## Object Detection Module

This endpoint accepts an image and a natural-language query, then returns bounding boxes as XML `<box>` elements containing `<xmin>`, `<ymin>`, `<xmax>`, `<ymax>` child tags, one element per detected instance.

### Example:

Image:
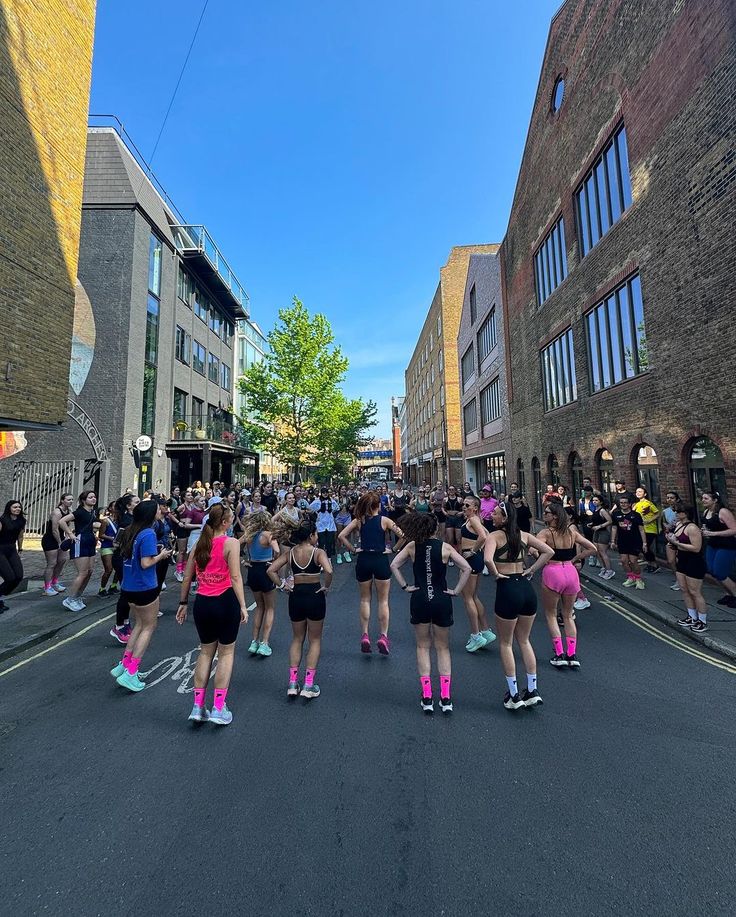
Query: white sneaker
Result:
<box><xmin>588</xmin><ymin>556</ymin><xmax>596</xmax><ymax>567</ymax></box>
<box><xmin>43</xmin><ymin>586</ymin><xmax>57</xmax><ymax>596</ymax></box>
<box><xmin>573</xmin><ymin>598</ymin><xmax>591</xmax><ymax>611</ymax></box>
<box><xmin>161</xmin><ymin>582</ymin><xmax>167</xmax><ymax>590</ymax></box>
<box><xmin>53</xmin><ymin>582</ymin><xmax>66</xmax><ymax>592</ymax></box>
<box><xmin>174</xmin><ymin>571</ymin><xmax>184</xmax><ymax>583</ymax></box>
<box><xmin>62</xmin><ymin>597</ymin><xmax>83</xmax><ymax>612</ymax></box>
<box><xmin>670</xmin><ymin>582</ymin><xmax>681</xmax><ymax>591</ymax></box>
<box><xmin>482</xmin><ymin>567</ymin><xmax>490</xmax><ymax>576</ymax></box>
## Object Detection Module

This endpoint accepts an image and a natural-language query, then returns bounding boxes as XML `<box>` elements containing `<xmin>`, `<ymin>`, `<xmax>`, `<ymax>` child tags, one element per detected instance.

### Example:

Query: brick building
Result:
<box><xmin>403</xmin><ymin>245</ymin><xmax>497</xmax><ymax>487</ymax></box>
<box><xmin>457</xmin><ymin>252</ymin><xmax>511</xmax><ymax>495</ymax></box>
<box><xmin>0</xmin><ymin>0</ymin><xmax>96</xmax><ymax>441</ymax></box>
<box><xmin>500</xmin><ymin>0</ymin><xmax>736</xmax><ymax>518</ymax></box>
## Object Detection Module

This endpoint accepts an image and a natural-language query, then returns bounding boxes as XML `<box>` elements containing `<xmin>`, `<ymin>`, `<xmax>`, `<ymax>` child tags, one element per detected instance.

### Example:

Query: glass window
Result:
<box><xmin>587</xmin><ymin>273</ymin><xmax>647</xmax><ymax>393</ymax></box>
<box><xmin>463</xmin><ymin>399</ymin><xmax>478</xmax><ymax>438</ymax></box>
<box><xmin>177</xmin><ymin>265</ymin><xmax>193</xmax><ymax>305</ymax></box>
<box><xmin>141</xmin><ymin>364</ymin><xmax>156</xmax><ymax>436</ymax></box>
<box><xmin>576</xmin><ymin>123</ymin><xmax>632</xmax><ymax>257</ymax></box>
<box><xmin>208</xmin><ymin>353</ymin><xmax>220</xmax><ymax>384</ymax></box>
<box><xmin>470</xmin><ymin>285</ymin><xmax>477</xmax><ymax>325</ymax></box>
<box><xmin>534</xmin><ymin>217</ymin><xmax>568</xmax><ymax>305</ymax></box>
<box><xmin>148</xmin><ymin>234</ymin><xmax>162</xmax><ymax>297</ymax></box>
<box><xmin>193</xmin><ymin>341</ymin><xmax>206</xmax><ymax>376</ymax></box>
<box><xmin>552</xmin><ymin>77</ymin><xmax>565</xmax><ymax>112</ymax></box>
<box><xmin>477</xmin><ymin>308</ymin><xmax>497</xmax><ymax>363</ymax></box>
<box><xmin>173</xmin><ymin>388</ymin><xmax>187</xmax><ymax>421</ymax></box>
<box><xmin>145</xmin><ymin>293</ymin><xmax>159</xmax><ymax>365</ymax></box>
<box><xmin>221</xmin><ymin>363</ymin><xmax>231</xmax><ymax>391</ymax></box>
<box><xmin>175</xmin><ymin>326</ymin><xmax>191</xmax><ymax>365</ymax></box>
<box><xmin>209</xmin><ymin>305</ymin><xmax>222</xmax><ymax>336</ymax></box>
<box><xmin>480</xmin><ymin>378</ymin><xmax>501</xmax><ymax>426</ymax></box>
<box><xmin>192</xmin><ymin>397</ymin><xmax>204</xmax><ymax>426</ymax></box>
<box><xmin>194</xmin><ymin>287</ymin><xmax>208</xmax><ymax>323</ymax></box>
<box><xmin>461</xmin><ymin>345</ymin><xmax>475</xmax><ymax>391</ymax></box>
<box><xmin>540</xmin><ymin>328</ymin><xmax>577</xmax><ymax>411</ymax></box>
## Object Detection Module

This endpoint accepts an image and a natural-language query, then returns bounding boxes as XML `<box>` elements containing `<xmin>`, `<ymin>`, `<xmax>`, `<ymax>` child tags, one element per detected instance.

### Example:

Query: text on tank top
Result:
<box><xmin>411</xmin><ymin>539</ymin><xmax>447</xmax><ymax>600</ymax></box>
<box><xmin>196</xmin><ymin>535</ymin><xmax>232</xmax><ymax>596</ymax></box>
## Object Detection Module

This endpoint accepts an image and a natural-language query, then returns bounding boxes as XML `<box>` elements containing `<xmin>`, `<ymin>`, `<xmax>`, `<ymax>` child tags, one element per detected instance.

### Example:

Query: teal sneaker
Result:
<box><xmin>300</xmin><ymin>684</ymin><xmax>320</xmax><ymax>699</ymax></box>
<box><xmin>336</xmin><ymin>553</ymin><xmax>343</xmax><ymax>565</ymax></box>
<box><xmin>110</xmin><ymin>661</ymin><xmax>125</xmax><ymax>678</ymax></box>
<box><xmin>465</xmin><ymin>633</ymin><xmax>487</xmax><ymax>653</ymax></box>
<box><xmin>210</xmin><ymin>705</ymin><xmax>233</xmax><ymax>725</ymax></box>
<box><xmin>248</xmin><ymin>639</ymin><xmax>260</xmax><ymax>655</ymax></box>
<box><xmin>287</xmin><ymin>681</ymin><xmax>300</xmax><ymax>698</ymax></box>
<box><xmin>256</xmin><ymin>642</ymin><xmax>272</xmax><ymax>658</ymax></box>
<box><xmin>188</xmin><ymin>704</ymin><xmax>210</xmax><ymax>722</ymax></box>
<box><xmin>116</xmin><ymin>670</ymin><xmax>145</xmax><ymax>692</ymax></box>
<box><xmin>343</xmin><ymin>552</ymin><xmax>352</xmax><ymax>563</ymax></box>
<box><xmin>481</xmin><ymin>629</ymin><xmax>497</xmax><ymax>647</ymax></box>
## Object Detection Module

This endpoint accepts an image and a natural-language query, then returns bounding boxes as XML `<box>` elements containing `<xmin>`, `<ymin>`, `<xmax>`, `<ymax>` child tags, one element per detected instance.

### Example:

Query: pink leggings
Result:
<box><xmin>542</xmin><ymin>561</ymin><xmax>580</xmax><ymax>596</ymax></box>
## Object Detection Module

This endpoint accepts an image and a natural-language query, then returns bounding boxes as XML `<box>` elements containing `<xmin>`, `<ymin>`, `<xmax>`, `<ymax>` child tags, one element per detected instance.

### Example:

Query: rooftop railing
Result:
<box><xmin>171</xmin><ymin>224</ymin><xmax>249</xmax><ymax>311</ymax></box>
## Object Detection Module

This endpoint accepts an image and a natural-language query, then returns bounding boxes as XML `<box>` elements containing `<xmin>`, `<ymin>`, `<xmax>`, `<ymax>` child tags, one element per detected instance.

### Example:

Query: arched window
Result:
<box><xmin>547</xmin><ymin>454</ymin><xmax>560</xmax><ymax>487</ymax></box>
<box><xmin>516</xmin><ymin>458</ymin><xmax>526</xmax><ymax>497</ymax></box>
<box><xmin>688</xmin><ymin>437</ymin><xmax>727</xmax><ymax>506</ymax></box>
<box><xmin>552</xmin><ymin>76</ymin><xmax>565</xmax><ymax>113</ymax></box>
<box><xmin>569</xmin><ymin>452</ymin><xmax>583</xmax><ymax>500</ymax></box>
<box><xmin>635</xmin><ymin>444</ymin><xmax>660</xmax><ymax>505</ymax></box>
<box><xmin>597</xmin><ymin>449</ymin><xmax>615</xmax><ymax>500</ymax></box>
<box><xmin>531</xmin><ymin>457</ymin><xmax>542</xmax><ymax>518</ymax></box>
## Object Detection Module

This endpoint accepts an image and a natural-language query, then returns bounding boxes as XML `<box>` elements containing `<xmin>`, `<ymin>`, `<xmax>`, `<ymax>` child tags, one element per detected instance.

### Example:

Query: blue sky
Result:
<box><xmin>90</xmin><ymin>0</ymin><xmax>562</xmax><ymax>436</ymax></box>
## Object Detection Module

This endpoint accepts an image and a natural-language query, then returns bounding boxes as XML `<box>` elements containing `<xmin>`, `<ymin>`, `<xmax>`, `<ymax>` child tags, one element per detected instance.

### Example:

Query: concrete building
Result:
<box><xmin>403</xmin><ymin>245</ymin><xmax>497</xmax><ymax>487</ymax></box>
<box><xmin>500</xmin><ymin>0</ymin><xmax>736</xmax><ymax>518</ymax></box>
<box><xmin>457</xmin><ymin>252</ymin><xmax>511</xmax><ymax>495</ymax></box>
<box><xmin>2</xmin><ymin>122</ymin><xmax>256</xmax><ymax>530</ymax></box>
<box><xmin>390</xmin><ymin>396</ymin><xmax>403</xmax><ymax>478</ymax></box>
<box><xmin>0</xmin><ymin>0</ymin><xmax>96</xmax><ymax>441</ymax></box>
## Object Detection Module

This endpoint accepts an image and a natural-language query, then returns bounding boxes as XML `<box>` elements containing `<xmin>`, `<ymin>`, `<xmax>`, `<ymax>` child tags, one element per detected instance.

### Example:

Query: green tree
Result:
<box><xmin>313</xmin><ymin>393</ymin><xmax>378</xmax><ymax>480</ymax></box>
<box><xmin>237</xmin><ymin>298</ymin><xmax>375</xmax><ymax>477</ymax></box>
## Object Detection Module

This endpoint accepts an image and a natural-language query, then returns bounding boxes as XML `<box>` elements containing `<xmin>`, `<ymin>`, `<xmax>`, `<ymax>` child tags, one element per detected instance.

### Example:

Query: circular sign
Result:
<box><xmin>135</xmin><ymin>435</ymin><xmax>153</xmax><ymax>452</ymax></box>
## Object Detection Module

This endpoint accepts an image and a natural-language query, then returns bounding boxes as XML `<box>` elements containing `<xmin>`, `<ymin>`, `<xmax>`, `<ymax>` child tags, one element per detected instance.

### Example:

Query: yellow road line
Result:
<box><xmin>0</xmin><ymin>613</ymin><xmax>114</xmax><ymax>679</ymax></box>
<box><xmin>586</xmin><ymin>586</ymin><xmax>736</xmax><ymax>674</ymax></box>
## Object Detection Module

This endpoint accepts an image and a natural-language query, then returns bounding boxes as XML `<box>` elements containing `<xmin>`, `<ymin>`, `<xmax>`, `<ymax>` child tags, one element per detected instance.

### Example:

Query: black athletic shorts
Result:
<box><xmin>356</xmin><ymin>551</ymin><xmax>391</xmax><ymax>582</ymax></box>
<box><xmin>463</xmin><ymin>550</ymin><xmax>485</xmax><ymax>575</ymax></box>
<box><xmin>445</xmin><ymin>516</ymin><xmax>461</xmax><ymax>529</ymax></box>
<box><xmin>288</xmin><ymin>583</ymin><xmax>326</xmax><ymax>622</ymax></box>
<box><xmin>617</xmin><ymin>536</ymin><xmax>643</xmax><ymax>556</ymax></box>
<box><xmin>410</xmin><ymin>592</ymin><xmax>453</xmax><ymax>627</ymax></box>
<box><xmin>121</xmin><ymin>585</ymin><xmax>161</xmax><ymax>607</ymax></box>
<box><xmin>41</xmin><ymin>533</ymin><xmax>60</xmax><ymax>552</ymax></box>
<box><xmin>494</xmin><ymin>574</ymin><xmax>537</xmax><ymax>620</ymax></box>
<box><xmin>247</xmin><ymin>561</ymin><xmax>275</xmax><ymax>593</ymax></box>
<box><xmin>193</xmin><ymin>587</ymin><xmax>241</xmax><ymax>645</ymax></box>
<box><xmin>433</xmin><ymin>511</ymin><xmax>447</xmax><ymax>523</ymax></box>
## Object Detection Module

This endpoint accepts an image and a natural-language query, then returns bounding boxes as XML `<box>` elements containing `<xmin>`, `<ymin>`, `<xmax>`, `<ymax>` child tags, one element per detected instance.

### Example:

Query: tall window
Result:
<box><xmin>480</xmin><ymin>378</ymin><xmax>501</xmax><ymax>426</ymax></box>
<box><xmin>477</xmin><ymin>308</ymin><xmax>497</xmax><ymax>363</ymax></box>
<box><xmin>192</xmin><ymin>340</ymin><xmax>206</xmax><ymax>376</ymax></box>
<box><xmin>177</xmin><ymin>265</ymin><xmax>192</xmax><ymax>306</ymax></box>
<box><xmin>173</xmin><ymin>388</ymin><xmax>187</xmax><ymax>422</ymax></box>
<box><xmin>463</xmin><ymin>399</ymin><xmax>478</xmax><ymax>438</ymax></box>
<box><xmin>469</xmin><ymin>284</ymin><xmax>477</xmax><ymax>324</ymax></box>
<box><xmin>221</xmin><ymin>363</ymin><xmax>231</xmax><ymax>391</ymax></box>
<box><xmin>576</xmin><ymin>123</ymin><xmax>633</xmax><ymax>257</ymax></box>
<box><xmin>192</xmin><ymin>397</ymin><xmax>204</xmax><ymax>427</ymax></box>
<box><xmin>142</xmin><ymin>233</ymin><xmax>162</xmax><ymax>436</ymax></box>
<box><xmin>148</xmin><ymin>234</ymin><xmax>162</xmax><ymax>297</ymax></box>
<box><xmin>209</xmin><ymin>304</ymin><xmax>222</xmax><ymax>336</ymax></box>
<box><xmin>194</xmin><ymin>287</ymin><xmax>208</xmax><ymax>323</ymax></box>
<box><xmin>208</xmin><ymin>353</ymin><xmax>220</xmax><ymax>384</ymax></box>
<box><xmin>175</xmin><ymin>326</ymin><xmax>191</xmax><ymax>365</ymax></box>
<box><xmin>541</xmin><ymin>328</ymin><xmax>577</xmax><ymax>411</ymax></box>
<box><xmin>586</xmin><ymin>273</ymin><xmax>647</xmax><ymax>394</ymax></box>
<box><xmin>534</xmin><ymin>217</ymin><xmax>568</xmax><ymax>305</ymax></box>
<box><xmin>461</xmin><ymin>345</ymin><xmax>475</xmax><ymax>391</ymax></box>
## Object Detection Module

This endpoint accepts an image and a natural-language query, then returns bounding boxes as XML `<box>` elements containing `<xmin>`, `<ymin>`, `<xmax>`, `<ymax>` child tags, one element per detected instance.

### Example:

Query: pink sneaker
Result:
<box><xmin>110</xmin><ymin>625</ymin><xmax>130</xmax><ymax>645</ymax></box>
<box><xmin>377</xmin><ymin>634</ymin><xmax>390</xmax><ymax>655</ymax></box>
<box><xmin>361</xmin><ymin>633</ymin><xmax>372</xmax><ymax>654</ymax></box>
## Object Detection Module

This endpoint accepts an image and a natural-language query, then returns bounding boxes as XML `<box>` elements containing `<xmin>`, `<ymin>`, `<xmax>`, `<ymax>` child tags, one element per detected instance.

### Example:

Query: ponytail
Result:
<box><xmin>193</xmin><ymin>504</ymin><xmax>232</xmax><ymax>570</ymax></box>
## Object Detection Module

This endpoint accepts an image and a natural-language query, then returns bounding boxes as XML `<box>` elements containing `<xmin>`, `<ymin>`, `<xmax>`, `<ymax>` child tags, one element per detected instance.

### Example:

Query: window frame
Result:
<box><xmin>540</xmin><ymin>327</ymin><xmax>577</xmax><ymax>412</ymax></box>
<box><xmin>461</xmin><ymin>345</ymin><xmax>475</xmax><ymax>392</ymax></box>
<box><xmin>208</xmin><ymin>352</ymin><xmax>220</xmax><ymax>384</ymax></box>
<box><xmin>477</xmin><ymin>307</ymin><xmax>498</xmax><ymax>364</ymax></box>
<box><xmin>192</xmin><ymin>340</ymin><xmax>206</xmax><ymax>376</ymax></box>
<box><xmin>480</xmin><ymin>377</ymin><xmax>501</xmax><ymax>426</ymax></box>
<box><xmin>585</xmin><ymin>273</ymin><xmax>647</xmax><ymax>395</ymax></box>
<box><xmin>463</xmin><ymin>398</ymin><xmax>478</xmax><ymax>437</ymax></box>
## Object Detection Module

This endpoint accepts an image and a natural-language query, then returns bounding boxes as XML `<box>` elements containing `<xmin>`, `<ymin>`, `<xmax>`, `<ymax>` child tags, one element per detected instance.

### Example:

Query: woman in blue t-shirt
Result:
<box><xmin>110</xmin><ymin>500</ymin><xmax>172</xmax><ymax>693</ymax></box>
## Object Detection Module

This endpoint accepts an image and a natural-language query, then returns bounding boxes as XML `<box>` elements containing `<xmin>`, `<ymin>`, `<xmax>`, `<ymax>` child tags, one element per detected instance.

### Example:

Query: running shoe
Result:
<box><xmin>377</xmin><ymin>634</ymin><xmax>390</xmax><ymax>655</ymax></box>
<box><xmin>550</xmin><ymin>653</ymin><xmax>569</xmax><ymax>668</ymax></box>
<box><xmin>188</xmin><ymin>704</ymin><xmax>210</xmax><ymax>722</ymax></box>
<box><xmin>52</xmin><ymin>582</ymin><xmax>66</xmax><ymax>592</ymax></box>
<box><xmin>110</xmin><ymin>625</ymin><xmax>129</xmax><ymax>645</ymax></box>
<box><xmin>503</xmin><ymin>691</ymin><xmax>525</xmax><ymax>710</ymax></box>
<box><xmin>480</xmin><ymin>629</ymin><xmax>497</xmax><ymax>646</ymax></box>
<box><xmin>210</xmin><ymin>705</ymin><xmax>233</xmax><ymax>725</ymax></box>
<box><xmin>521</xmin><ymin>688</ymin><xmax>543</xmax><ymax>707</ymax></box>
<box><xmin>287</xmin><ymin>681</ymin><xmax>300</xmax><ymax>698</ymax></box>
<box><xmin>43</xmin><ymin>586</ymin><xmax>57</xmax><ymax>596</ymax></box>
<box><xmin>174</xmin><ymin>571</ymin><xmax>184</xmax><ymax>583</ymax></box>
<box><xmin>566</xmin><ymin>654</ymin><xmax>581</xmax><ymax>669</ymax></box>
<box><xmin>361</xmin><ymin>634</ymin><xmax>372</xmax><ymax>654</ymax></box>
<box><xmin>448</xmin><ymin>560</ymin><xmax>455</xmax><ymax>567</ymax></box>
<box><xmin>420</xmin><ymin>696</ymin><xmax>434</xmax><ymax>714</ymax></box>
<box><xmin>343</xmin><ymin>552</ymin><xmax>352</xmax><ymax>563</ymax></box>
<box><xmin>110</xmin><ymin>661</ymin><xmax>125</xmax><ymax>678</ymax></box>
<box><xmin>439</xmin><ymin>696</ymin><xmax>453</xmax><ymax>714</ymax></box>
<box><xmin>573</xmin><ymin>597</ymin><xmax>591</xmax><ymax>611</ymax></box>
<box><xmin>108</xmin><ymin>584</ymin><xmax>119</xmax><ymax>594</ymax></box>
<box><xmin>482</xmin><ymin>567</ymin><xmax>490</xmax><ymax>576</ymax></box>
<box><xmin>597</xmin><ymin>568</ymin><xmax>607</xmax><ymax>577</ymax></box>
<box><xmin>717</xmin><ymin>595</ymin><xmax>736</xmax><ymax>606</ymax></box>
<box><xmin>634</xmin><ymin>579</ymin><xmax>645</xmax><ymax>590</ymax></box>
<box><xmin>690</xmin><ymin>620</ymin><xmax>708</xmax><ymax>633</ymax></box>
<box><xmin>161</xmin><ymin>582</ymin><xmax>167</xmax><ymax>591</ymax></box>
<box><xmin>637</xmin><ymin>558</ymin><xmax>647</xmax><ymax>565</ymax></box>
<box><xmin>98</xmin><ymin>587</ymin><xmax>108</xmax><ymax>597</ymax></box>
<box><xmin>465</xmin><ymin>633</ymin><xmax>486</xmax><ymax>653</ymax></box>
<box><xmin>556</xmin><ymin>612</ymin><xmax>565</xmax><ymax>627</ymax></box>
<box><xmin>677</xmin><ymin>616</ymin><xmax>696</xmax><ymax>627</ymax></box>
<box><xmin>336</xmin><ymin>554</ymin><xmax>343</xmax><ymax>565</ymax></box>
<box><xmin>300</xmin><ymin>684</ymin><xmax>321</xmax><ymax>699</ymax></box>
<box><xmin>62</xmin><ymin>597</ymin><xmax>83</xmax><ymax>612</ymax></box>
<box><xmin>248</xmin><ymin>639</ymin><xmax>260</xmax><ymax>655</ymax></box>
<box><xmin>588</xmin><ymin>556</ymin><xmax>597</xmax><ymax>567</ymax></box>
<box><xmin>670</xmin><ymin>582</ymin><xmax>681</xmax><ymax>591</ymax></box>
<box><xmin>116</xmin><ymin>670</ymin><xmax>145</xmax><ymax>692</ymax></box>
<box><xmin>622</xmin><ymin>577</ymin><xmax>635</xmax><ymax>587</ymax></box>
<box><xmin>256</xmin><ymin>642</ymin><xmax>272</xmax><ymax>657</ymax></box>
<box><xmin>603</xmin><ymin>569</ymin><xmax>616</xmax><ymax>580</ymax></box>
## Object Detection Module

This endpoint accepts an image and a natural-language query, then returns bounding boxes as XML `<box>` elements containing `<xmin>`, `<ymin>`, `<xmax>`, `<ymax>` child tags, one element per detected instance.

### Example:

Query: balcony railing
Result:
<box><xmin>171</xmin><ymin>224</ymin><xmax>250</xmax><ymax>312</ymax></box>
<box><xmin>170</xmin><ymin>414</ymin><xmax>238</xmax><ymax>446</ymax></box>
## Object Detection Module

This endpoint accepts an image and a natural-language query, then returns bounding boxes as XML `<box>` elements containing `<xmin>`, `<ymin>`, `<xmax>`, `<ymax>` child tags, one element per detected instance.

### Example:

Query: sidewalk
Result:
<box><xmin>579</xmin><ymin>557</ymin><xmax>736</xmax><ymax>661</ymax></box>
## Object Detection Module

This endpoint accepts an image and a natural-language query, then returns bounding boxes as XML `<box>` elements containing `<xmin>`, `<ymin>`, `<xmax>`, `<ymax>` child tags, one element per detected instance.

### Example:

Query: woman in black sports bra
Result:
<box><xmin>268</xmin><ymin>520</ymin><xmax>333</xmax><ymax>700</ymax></box>
<box><xmin>459</xmin><ymin>496</ymin><xmax>495</xmax><ymax>653</ymax></box>
<box><xmin>443</xmin><ymin>486</ymin><xmax>463</xmax><ymax>551</ymax></box>
<box><xmin>484</xmin><ymin>502</ymin><xmax>554</xmax><ymax>710</ymax></box>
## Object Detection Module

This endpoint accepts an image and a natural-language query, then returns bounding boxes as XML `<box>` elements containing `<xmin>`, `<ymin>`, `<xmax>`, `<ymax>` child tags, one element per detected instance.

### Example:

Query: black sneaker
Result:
<box><xmin>420</xmin><ymin>696</ymin><xmax>434</xmax><ymax>715</ymax></box>
<box><xmin>550</xmin><ymin>653</ymin><xmax>569</xmax><ymax>668</ymax></box>
<box><xmin>690</xmin><ymin>620</ymin><xmax>708</xmax><ymax>633</ymax></box>
<box><xmin>503</xmin><ymin>691</ymin><xmax>525</xmax><ymax>710</ymax></box>
<box><xmin>439</xmin><ymin>696</ymin><xmax>453</xmax><ymax>714</ymax></box>
<box><xmin>566</xmin><ymin>654</ymin><xmax>581</xmax><ymax>669</ymax></box>
<box><xmin>556</xmin><ymin>613</ymin><xmax>564</xmax><ymax>627</ymax></box>
<box><xmin>717</xmin><ymin>595</ymin><xmax>736</xmax><ymax>607</ymax></box>
<box><xmin>521</xmin><ymin>688</ymin><xmax>543</xmax><ymax>707</ymax></box>
<box><xmin>677</xmin><ymin>616</ymin><xmax>696</xmax><ymax>627</ymax></box>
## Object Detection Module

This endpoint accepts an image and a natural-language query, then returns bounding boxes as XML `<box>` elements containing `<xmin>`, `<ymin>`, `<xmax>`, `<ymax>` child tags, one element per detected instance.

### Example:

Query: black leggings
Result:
<box><xmin>317</xmin><ymin>530</ymin><xmax>336</xmax><ymax>558</ymax></box>
<box><xmin>0</xmin><ymin>546</ymin><xmax>23</xmax><ymax>597</ymax></box>
<box><xmin>644</xmin><ymin>532</ymin><xmax>657</xmax><ymax>564</ymax></box>
<box><xmin>113</xmin><ymin>552</ymin><xmax>129</xmax><ymax>627</ymax></box>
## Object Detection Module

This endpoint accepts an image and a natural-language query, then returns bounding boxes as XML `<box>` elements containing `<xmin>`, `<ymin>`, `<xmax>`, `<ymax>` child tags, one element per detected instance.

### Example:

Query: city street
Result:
<box><xmin>2</xmin><ymin>563</ymin><xmax>735</xmax><ymax>917</ymax></box>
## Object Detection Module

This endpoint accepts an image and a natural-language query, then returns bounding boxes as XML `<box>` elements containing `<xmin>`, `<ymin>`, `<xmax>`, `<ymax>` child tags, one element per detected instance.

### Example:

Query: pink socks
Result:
<box><xmin>552</xmin><ymin>636</ymin><xmax>564</xmax><ymax>656</ymax></box>
<box><xmin>193</xmin><ymin>688</ymin><xmax>206</xmax><ymax>707</ymax></box>
<box><xmin>213</xmin><ymin>689</ymin><xmax>227</xmax><ymax>711</ymax></box>
<box><xmin>305</xmin><ymin>668</ymin><xmax>316</xmax><ymax>688</ymax></box>
<box><xmin>126</xmin><ymin>655</ymin><xmax>141</xmax><ymax>674</ymax></box>
<box><xmin>289</xmin><ymin>667</ymin><xmax>299</xmax><ymax>683</ymax></box>
<box><xmin>419</xmin><ymin>675</ymin><xmax>432</xmax><ymax>699</ymax></box>
<box><xmin>440</xmin><ymin>675</ymin><xmax>451</xmax><ymax>700</ymax></box>
<box><xmin>566</xmin><ymin>636</ymin><xmax>577</xmax><ymax>656</ymax></box>
<box><xmin>176</xmin><ymin>562</ymin><xmax>184</xmax><ymax>574</ymax></box>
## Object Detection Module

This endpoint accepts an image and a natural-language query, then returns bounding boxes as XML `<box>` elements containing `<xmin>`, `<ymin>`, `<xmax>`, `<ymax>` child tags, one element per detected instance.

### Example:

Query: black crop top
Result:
<box><xmin>460</xmin><ymin>521</ymin><xmax>478</xmax><ymax>541</ymax></box>
<box><xmin>493</xmin><ymin>536</ymin><xmax>523</xmax><ymax>563</ymax></box>
<box><xmin>550</xmin><ymin>531</ymin><xmax>577</xmax><ymax>561</ymax></box>
<box><xmin>290</xmin><ymin>547</ymin><xmax>321</xmax><ymax>575</ymax></box>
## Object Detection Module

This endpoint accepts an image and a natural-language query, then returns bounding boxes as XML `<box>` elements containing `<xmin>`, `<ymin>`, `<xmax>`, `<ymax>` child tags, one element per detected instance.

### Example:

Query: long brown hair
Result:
<box><xmin>355</xmin><ymin>491</ymin><xmax>380</xmax><ymax>521</ymax></box>
<box><xmin>240</xmin><ymin>509</ymin><xmax>272</xmax><ymax>542</ymax></box>
<box><xmin>397</xmin><ymin>512</ymin><xmax>437</xmax><ymax>545</ymax></box>
<box><xmin>193</xmin><ymin>504</ymin><xmax>232</xmax><ymax>570</ymax></box>
<box><xmin>544</xmin><ymin>501</ymin><xmax>571</xmax><ymax>536</ymax></box>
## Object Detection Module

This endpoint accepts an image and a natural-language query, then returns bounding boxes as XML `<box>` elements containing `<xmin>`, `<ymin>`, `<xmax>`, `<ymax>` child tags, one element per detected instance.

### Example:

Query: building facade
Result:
<box><xmin>457</xmin><ymin>253</ymin><xmax>511</xmax><ymax>495</ymax></box>
<box><xmin>404</xmin><ymin>245</ymin><xmax>498</xmax><ymax>487</ymax></box>
<box><xmin>391</xmin><ymin>396</ymin><xmax>403</xmax><ymax>477</ymax></box>
<box><xmin>501</xmin><ymin>0</ymin><xmax>736</xmax><ymax>519</ymax></box>
<box><xmin>0</xmin><ymin>0</ymin><xmax>96</xmax><ymax>440</ymax></box>
<box><xmin>1</xmin><ymin>123</ymin><xmax>255</xmax><ymax>529</ymax></box>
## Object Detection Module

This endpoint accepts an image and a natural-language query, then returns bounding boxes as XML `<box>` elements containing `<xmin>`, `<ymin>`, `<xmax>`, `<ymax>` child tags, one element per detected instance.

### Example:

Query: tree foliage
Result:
<box><xmin>237</xmin><ymin>298</ymin><xmax>377</xmax><ymax>475</ymax></box>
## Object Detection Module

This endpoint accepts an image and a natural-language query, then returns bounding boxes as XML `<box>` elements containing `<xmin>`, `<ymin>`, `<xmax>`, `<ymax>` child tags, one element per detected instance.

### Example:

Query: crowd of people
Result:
<box><xmin>1</xmin><ymin>474</ymin><xmax>735</xmax><ymax>720</ymax></box>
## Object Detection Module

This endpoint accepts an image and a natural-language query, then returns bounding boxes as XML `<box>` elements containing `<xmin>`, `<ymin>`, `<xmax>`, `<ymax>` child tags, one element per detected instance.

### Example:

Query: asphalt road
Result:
<box><xmin>1</xmin><ymin>562</ymin><xmax>735</xmax><ymax>917</ymax></box>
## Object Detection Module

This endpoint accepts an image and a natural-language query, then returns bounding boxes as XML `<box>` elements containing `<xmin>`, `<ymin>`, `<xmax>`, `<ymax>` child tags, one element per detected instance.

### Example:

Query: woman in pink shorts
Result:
<box><xmin>537</xmin><ymin>502</ymin><xmax>596</xmax><ymax>669</ymax></box>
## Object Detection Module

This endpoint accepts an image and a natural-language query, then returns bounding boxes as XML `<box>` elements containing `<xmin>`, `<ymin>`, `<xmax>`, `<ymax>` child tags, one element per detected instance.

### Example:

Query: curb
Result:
<box><xmin>579</xmin><ymin>568</ymin><xmax>736</xmax><ymax>663</ymax></box>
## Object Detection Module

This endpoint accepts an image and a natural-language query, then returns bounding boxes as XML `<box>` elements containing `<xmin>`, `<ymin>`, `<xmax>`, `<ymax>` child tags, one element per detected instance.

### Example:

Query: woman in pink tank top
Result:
<box><xmin>176</xmin><ymin>504</ymin><xmax>249</xmax><ymax>726</ymax></box>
